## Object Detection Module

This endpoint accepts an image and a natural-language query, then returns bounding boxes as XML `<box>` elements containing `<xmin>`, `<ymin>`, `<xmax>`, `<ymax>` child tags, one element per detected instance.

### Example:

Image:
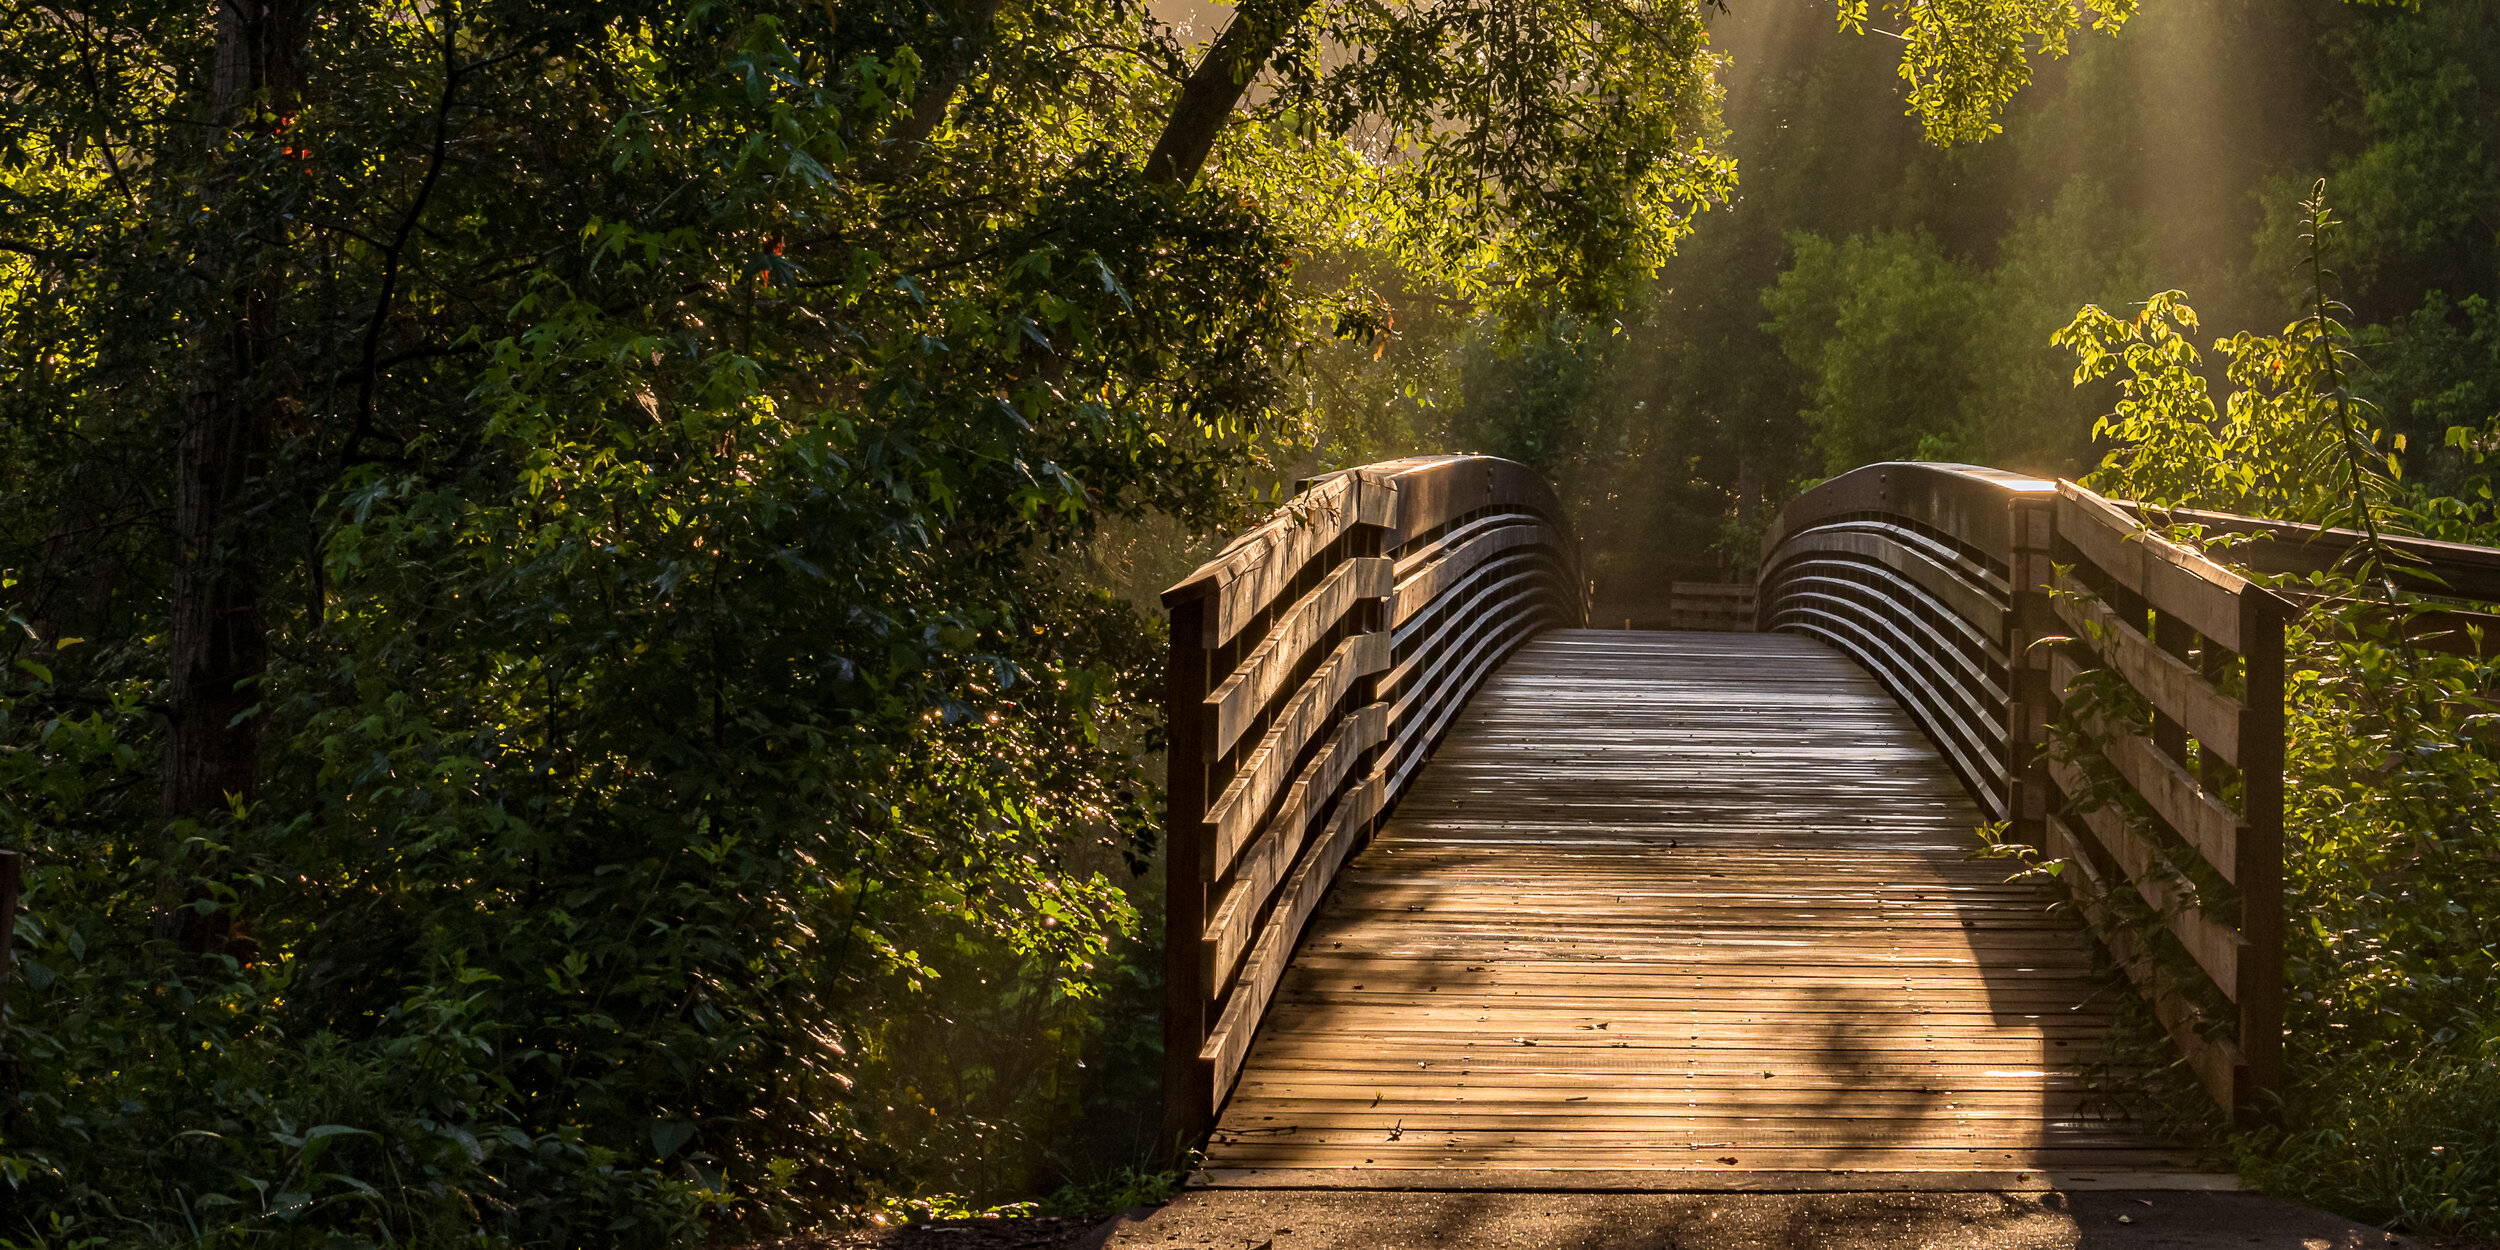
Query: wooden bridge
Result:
<box><xmin>1157</xmin><ymin>456</ymin><xmax>2500</xmax><ymax>1189</ymax></box>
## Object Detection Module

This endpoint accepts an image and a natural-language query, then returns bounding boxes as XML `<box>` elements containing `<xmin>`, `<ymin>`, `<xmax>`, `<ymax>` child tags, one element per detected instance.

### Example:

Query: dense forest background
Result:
<box><xmin>1306</xmin><ymin>0</ymin><xmax>2500</xmax><ymax>609</ymax></box>
<box><xmin>1</xmin><ymin>0</ymin><xmax>2497</xmax><ymax>1244</ymax></box>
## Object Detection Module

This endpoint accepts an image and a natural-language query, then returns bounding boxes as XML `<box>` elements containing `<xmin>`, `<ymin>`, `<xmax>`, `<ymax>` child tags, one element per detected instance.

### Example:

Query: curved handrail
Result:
<box><xmin>1758</xmin><ymin>463</ymin><xmax>2289</xmax><ymax>1125</ymax></box>
<box><xmin>1756</xmin><ymin>463</ymin><xmax>2055</xmax><ymax>813</ymax></box>
<box><xmin>1159</xmin><ymin>455</ymin><xmax>1584</xmax><ymax>1143</ymax></box>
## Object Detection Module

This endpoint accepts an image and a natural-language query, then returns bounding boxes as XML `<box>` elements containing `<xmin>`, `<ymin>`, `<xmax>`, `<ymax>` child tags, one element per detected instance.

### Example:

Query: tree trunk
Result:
<box><xmin>155</xmin><ymin>0</ymin><xmax>305</xmax><ymax>952</ymax></box>
<box><xmin>885</xmin><ymin>0</ymin><xmax>1005</xmax><ymax>157</ymax></box>
<box><xmin>1142</xmin><ymin>0</ymin><xmax>1318</xmax><ymax>187</ymax></box>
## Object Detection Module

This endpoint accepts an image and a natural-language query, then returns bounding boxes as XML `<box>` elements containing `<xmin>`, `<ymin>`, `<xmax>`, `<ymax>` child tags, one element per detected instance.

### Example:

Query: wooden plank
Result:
<box><xmin>2051</xmin><ymin>571</ymin><xmax>2243</xmax><ymax>765</ymax></box>
<box><xmin>1379</xmin><ymin>456</ymin><xmax>1569</xmax><ymax>550</ymax></box>
<box><xmin>1760</xmin><ymin>462</ymin><xmax>2053</xmax><ymax>573</ymax></box>
<box><xmin>2054</xmin><ymin>483</ymin><xmax>2250</xmax><ymax>650</ymax></box>
<box><xmin>1392</xmin><ymin>520</ymin><xmax>1553</xmax><ymax>628</ymax></box>
<box><xmin>2044</xmin><ymin>815</ymin><xmax>2239</xmax><ymax>1112</ymax></box>
<box><xmin>1201</xmin><ymin>1144</ymin><xmax>2213</xmax><ymax>1169</ymax></box>
<box><xmin>1382</xmin><ymin>569</ymin><xmax>1563</xmax><ymax>737</ymax></box>
<box><xmin>1194</xmin><ymin>1168</ymin><xmax>2241</xmax><ymax>1191</ymax></box>
<box><xmin>1205</xmin><ymin>632</ymin><xmax>2190</xmax><ymax>1178</ymax></box>
<box><xmin>1203</xmin><ymin>776</ymin><xmax>1386</xmax><ymax>1105</ymax></box>
<box><xmin>1384</xmin><ymin>600</ymin><xmax>1560</xmax><ymax>797</ymax></box>
<box><xmin>1775</xmin><ymin>610</ymin><xmax>2008</xmax><ymax>811</ymax></box>
<box><xmin>2044</xmin><ymin>753</ymin><xmax>2242</xmax><ymax>996</ymax></box>
<box><xmin>1166</xmin><ymin>470</ymin><xmax>1395</xmax><ymax>646</ymax></box>
<box><xmin>2050</xmin><ymin>649</ymin><xmax>2240</xmax><ymax>884</ymax></box>
<box><xmin>1204</xmin><ymin>632</ymin><xmax>1390</xmax><ymax>871</ymax></box>
<box><xmin>1203</xmin><ymin>703</ymin><xmax>1389</xmax><ymax>989</ymax></box>
<box><xmin>1762</xmin><ymin>527</ymin><xmax>2002</xmax><ymax>631</ymax></box>
<box><xmin>1208</xmin><ymin>557</ymin><xmax>1392</xmax><ymax>757</ymax></box>
<box><xmin>2138</xmin><ymin>501</ymin><xmax>2500</xmax><ymax>603</ymax></box>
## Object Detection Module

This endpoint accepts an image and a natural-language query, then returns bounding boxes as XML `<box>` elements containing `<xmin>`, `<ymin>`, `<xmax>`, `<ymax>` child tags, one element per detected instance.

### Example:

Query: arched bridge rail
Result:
<box><xmin>1159</xmin><ymin>455</ymin><xmax>1584</xmax><ymax>1144</ymax></box>
<box><xmin>1759</xmin><ymin>463</ymin><xmax>2291</xmax><ymax>1123</ymax></box>
<box><xmin>1759</xmin><ymin>463</ymin><xmax>2500</xmax><ymax>1126</ymax></box>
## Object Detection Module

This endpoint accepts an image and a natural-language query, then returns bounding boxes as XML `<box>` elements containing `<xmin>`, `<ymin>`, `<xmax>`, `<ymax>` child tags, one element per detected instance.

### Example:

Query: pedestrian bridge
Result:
<box><xmin>1156</xmin><ymin>456</ymin><xmax>2500</xmax><ymax>1188</ymax></box>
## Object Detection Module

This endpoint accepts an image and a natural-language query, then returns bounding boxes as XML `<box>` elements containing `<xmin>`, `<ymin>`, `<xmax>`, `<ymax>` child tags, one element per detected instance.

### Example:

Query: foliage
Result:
<box><xmin>0</xmin><ymin>0</ymin><xmax>2223</xmax><ymax>1243</ymax></box>
<box><xmin>1764</xmin><ymin>182</ymin><xmax>2151</xmax><ymax>476</ymax></box>
<box><xmin>2051</xmin><ymin>190</ymin><xmax>2500</xmax><ymax>1233</ymax></box>
<box><xmin>0</xmin><ymin>0</ymin><xmax>1304</xmax><ymax>1242</ymax></box>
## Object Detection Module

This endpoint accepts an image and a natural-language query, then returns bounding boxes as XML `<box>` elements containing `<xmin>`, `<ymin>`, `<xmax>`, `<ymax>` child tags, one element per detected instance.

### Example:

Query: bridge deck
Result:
<box><xmin>1202</xmin><ymin>631</ymin><xmax>2213</xmax><ymax>1186</ymax></box>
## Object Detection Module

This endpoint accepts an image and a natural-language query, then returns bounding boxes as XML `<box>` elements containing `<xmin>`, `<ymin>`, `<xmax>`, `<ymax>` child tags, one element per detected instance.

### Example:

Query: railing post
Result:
<box><xmin>2005</xmin><ymin>494</ymin><xmax>2057</xmax><ymax>844</ymax></box>
<box><xmin>2234</xmin><ymin>591</ymin><xmax>2287</xmax><ymax>1128</ymax></box>
<box><xmin>1159</xmin><ymin>595</ymin><xmax>1217</xmax><ymax>1155</ymax></box>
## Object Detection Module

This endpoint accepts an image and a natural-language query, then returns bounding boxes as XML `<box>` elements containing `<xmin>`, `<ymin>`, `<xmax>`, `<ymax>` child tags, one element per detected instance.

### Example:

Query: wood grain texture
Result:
<box><xmin>1209</xmin><ymin>557</ymin><xmax>1391</xmax><ymax>757</ymax></box>
<box><xmin>1166</xmin><ymin>471</ymin><xmax>1394</xmax><ymax>647</ymax></box>
<box><xmin>1391</xmin><ymin>518</ymin><xmax>1553</xmax><ymax>628</ymax></box>
<box><xmin>1204</xmin><ymin>631</ymin><xmax>2204</xmax><ymax>1177</ymax></box>
<box><xmin>1205</xmin><ymin>631</ymin><xmax>1390</xmax><ymax>875</ymax></box>
<box><xmin>2051</xmin><ymin>573</ymin><xmax>2243</xmax><ymax>766</ymax></box>
<box><xmin>2051</xmin><ymin>649</ymin><xmax>2241</xmax><ymax>885</ymax></box>
<box><xmin>1203</xmin><ymin>704</ymin><xmax>1390</xmax><ymax>991</ymax></box>
<box><xmin>2043</xmin><ymin>753</ymin><xmax>2243</xmax><ymax>997</ymax></box>
<box><xmin>2053</xmin><ymin>485</ymin><xmax>2248</xmax><ymax>650</ymax></box>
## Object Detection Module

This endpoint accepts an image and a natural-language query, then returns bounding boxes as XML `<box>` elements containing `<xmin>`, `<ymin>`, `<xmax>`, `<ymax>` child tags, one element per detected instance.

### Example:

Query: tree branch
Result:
<box><xmin>1141</xmin><ymin>0</ymin><xmax>1317</xmax><ymax>186</ymax></box>
<box><xmin>345</xmin><ymin>0</ymin><xmax>463</xmax><ymax>466</ymax></box>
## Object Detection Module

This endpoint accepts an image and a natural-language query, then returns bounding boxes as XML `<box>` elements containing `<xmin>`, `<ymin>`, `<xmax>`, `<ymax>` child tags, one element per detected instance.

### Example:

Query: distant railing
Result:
<box><xmin>1667</xmin><ymin>581</ymin><xmax>1756</xmax><ymax>632</ymax></box>
<box><xmin>1759</xmin><ymin>463</ymin><xmax>2290</xmax><ymax>1124</ymax></box>
<box><xmin>1159</xmin><ymin>455</ymin><xmax>1584</xmax><ymax>1145</ymax></box>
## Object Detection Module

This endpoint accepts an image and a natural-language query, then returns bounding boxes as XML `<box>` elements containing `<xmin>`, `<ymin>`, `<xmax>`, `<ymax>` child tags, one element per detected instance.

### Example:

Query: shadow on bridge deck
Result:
<box><xmin>1201</xmin><ymin>630</ymin><xmax>2220</xmax><ymax>1188</ymax></box>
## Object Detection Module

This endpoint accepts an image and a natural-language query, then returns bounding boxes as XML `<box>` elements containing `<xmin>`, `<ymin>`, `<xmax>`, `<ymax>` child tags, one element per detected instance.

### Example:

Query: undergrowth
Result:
<box><xmin>2035</xmin><ymin>182</ymin><xmax>2500</xmax><ymax>1236</ymax></box>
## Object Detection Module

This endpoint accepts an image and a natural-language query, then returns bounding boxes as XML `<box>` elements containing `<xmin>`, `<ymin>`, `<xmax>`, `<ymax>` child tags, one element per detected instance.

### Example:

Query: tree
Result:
<box><xmin>0</xmin><ymin>0</ymin><xmax>2143</xmax><ymax>1240</ymax></box>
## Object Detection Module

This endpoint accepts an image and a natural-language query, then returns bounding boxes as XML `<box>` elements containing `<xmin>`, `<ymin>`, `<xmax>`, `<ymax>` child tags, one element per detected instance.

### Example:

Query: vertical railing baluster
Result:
<box><xmin>2007</xmin><ymin>494</ymin><xmax>2057</xmax><ymax>844</ymax></box>
<box><xmin>1159</xmin><ymin>594</ymin><xmax>1216</xmax><ymax>1153</ymax></box>
<box><xmin>2235</xmin><ymin>591</ymin><xmax>2287</xmax><ymax>1127</ymax></box>
<box><xmin>2153</xmin><ymin>612</ymin><xmax>2194</xmax><ymax>767</ymax></box>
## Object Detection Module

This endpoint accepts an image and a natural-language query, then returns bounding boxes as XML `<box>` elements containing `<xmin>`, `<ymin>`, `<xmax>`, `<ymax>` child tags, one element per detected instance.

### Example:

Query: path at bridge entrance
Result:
<box><xmin>1201</xmin><ymin>630</ymin><xmax>2214</xmax><ymax>1186</ymax></box>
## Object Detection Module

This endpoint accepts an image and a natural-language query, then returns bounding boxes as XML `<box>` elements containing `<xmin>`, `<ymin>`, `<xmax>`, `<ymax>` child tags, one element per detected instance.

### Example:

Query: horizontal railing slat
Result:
<box><xmin>1169</xmin><ymin>472</ymin><xmax>1395</xmax><ymax>648</ymax></box>
<box><xmin>1208</xmin><ymin>557</ymin><xmax>1393</xmax><ymax>758</ymax></box>
<box><xmin>2045</xmin><ymin>815</ymin><xmax>2240</xmax><ymax>1110</ymax></box>
<box><xmin>1200</xmin><ymin>703</ymin><xmax>1388</xmax><ymax>993</ymax></box>
<box><xmin>1199</xmin><ymin>775</ymin><xmax>1387</xmax><ymax>1110</ymax></box>
<box><xmin>2051</xmin><ymin>572</ymin><xmax>2244</xmax><ymax>767</ymax></box>
<box><xmin>1770</xmin><ymin>525</ymin><xmax>2004</xmax><ymax>631</ymax></box>
<box><xmin>2045</xmin><ymin>755</ymin><xmax>2242</xmax><ymax>996</ymax></box>
<box><xmin>1204</xmin><ymin>632</ymin><xmax>1391</xmax><ymax>879</ymax></box>
<box><xmin>2050</xmin><ymin>650</ymin><xmax>2241</xmax><ymax>885</ymax></box>
<box><xmin>2054</xmin><ymin>485</ymin><xmax>2249</xmax><ymax>651</ymax></box>
<box><xmin>1391</xmin><ymin>520</ymin><xmax>1553</xmax><ymax>628</ymax></box>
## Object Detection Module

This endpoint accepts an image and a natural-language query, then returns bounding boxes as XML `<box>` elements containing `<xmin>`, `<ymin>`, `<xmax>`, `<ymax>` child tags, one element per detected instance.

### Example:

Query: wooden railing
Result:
<box><xmin>1159</xmin><ymin>455</ymin><xmax>1584</xmax><ymax>1145</ymax></box>
<box><xmin>1667</xmin><ymin>581</ymin><xmax>1757</xmax><ymax>632</ymax></box>
<box><xmin>1757</xmin><ymin>463</ymin><xmax>2291</xmax><ymax>1124</ymax></box>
